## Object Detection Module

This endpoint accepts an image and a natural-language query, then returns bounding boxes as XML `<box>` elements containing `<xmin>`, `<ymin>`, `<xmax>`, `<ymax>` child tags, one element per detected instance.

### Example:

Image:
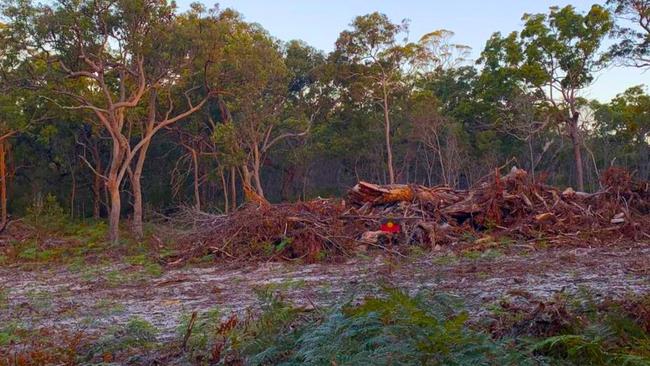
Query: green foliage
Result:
<box><xmin>176</xmin><ymin>289</ymin><xmax>303</xmax><ymax>365</ymax></box>
<box><xmin>480</xmin><ymin>5</ymin><xmax>612</xmax><ymax>100</ymax></box>
<box><xmin>173</xmin><ymin>289</ymin><xmax>647</xmax><ymax>366</ymax></box>
<box><xmin>0</xmin><ymin>287</ymin><xmax>7</xmax><ymax>309</ymax></box>
<box><xmin>2</xmin><ymin>218</ymin><xmax>111</xmax><ymax>266</ymax></box>
<box><xmin>197</xmin><ymin>288</ymin><xmax>529</xmax><ymax>366</ymax></box>
<box><xmin>0</xmin><ymin>0</ymin><xmax>646</xmax><ymax>222</ymax></box>
<box><xmin>529</xmin><ymin>296</ymin><xmax>650</xmax><ymax>366</ymax></box>
<box><xmin>86</xmin><ymin>317</ymin><xmax>159</xmax><ymax>360</ymax></box>
<box><xmin>284</xmin><ymin>288</ymin><xmax>526</xmax><ymax>366</ymax></box>
<box><xmin>177</xmin><ymin>307</ymin><xmax>223</xmax><ymax>358</ymax></box>
<box><xmin>0</xmin><ymin>322</ymin><xmax>22</xmax><ymax>346</ymax></box>
<box><xmin>212</xmin><ymin>122</ymin><xmax>246</xmax><ymax>168</ymax></box>
<box><xmin>606</xmin><ymin>0</ymin><xmax>650</xmax><ymax>68</ymax></box>
<box><xmin>93</xmin><ymin>299</ymin><xmax>126</xmax><ymax>316</ymax></box>
<box><xmin>25</xmin><ymin>289</ymin><xmax>52</xmax><ymax>312</ymax></box>
<box><xmin>26</xmin><ymin>193</ymin><xmax>65</xmax><ymax>225</ymax></box>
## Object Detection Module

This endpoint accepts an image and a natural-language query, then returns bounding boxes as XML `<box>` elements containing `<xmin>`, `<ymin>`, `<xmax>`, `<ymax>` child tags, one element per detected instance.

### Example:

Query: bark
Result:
<box><xmin>219</xmin><ymin>167</ymin><xmax>229</xmax><ymax>213</ymax></box>
<box><xmin>230</xmin><ymin>166</ymin><xmax>237</xmax><ymax>211</ymax></box>
<box><xmin>568</xmin><ymin>114</ymin><xmax>585</xmax><ymax>191</ymax></box>
<box><xmin>59</xmin><ymin>56</ymin><xmax>207</xmax><ymax>243</ymax></box>
<box><xmin>69</xmin><ymin>163</ymin><xmax>76</xmax><ymax>219</ymax></box>
<box><xmin>348</xmin><ymin>181</ymin><xmax>415</xmax><ymax>205</ymax></box>
<box><xmin>130</xmin><ymin>139</ymin><xmax>150</xmax><ymax>240</ymax></box>
<box><xmin>432</xmin><ymin>130</ymin><xmax>448</xmax><ymax>186</ymax></box>
<box><xmin>252</xmin><ymin>145</ymin><xmax>265</xmax><ymax>198</ymax></box>
<box><xmin>191</xmin><ymin>149</ymin><xmax>201</xmax><ymax>210</ymax></box>
<box><xmin>107</xmin><ymin>177</ymin><xmax>121</xmax><ymax>243</ymax></box>
<box><xmin>0</xmin><ymin>140</ymin><xmax>7</xmax><ymax>227</ymax></box>
<box><xmin>382</xmin><ymin>81</ymin><xmax>395</xmax><ymax>184</ymax></box>
<box><xmin>106</xmin><ymin>127</ymin><xmax>126</xmax><ymax>243</ymax></box>
<box><xmin>349</xmin><ymin>181</ymin><xmax>462</xmax><ymax>207</ymax></box>
<box><xmin>242</xmin><ymin>165</ymin><xmax>269</xmax><ymax>207</ymax></box>
<box><xmin>127</xmin><ymin>91</ymin><xmax>207</xmax><ymax>240</ymax></box>
<box><xmin>241</xmin><ymin>165</ymin><xmax>253</xmax><ymax>195</ymax></box>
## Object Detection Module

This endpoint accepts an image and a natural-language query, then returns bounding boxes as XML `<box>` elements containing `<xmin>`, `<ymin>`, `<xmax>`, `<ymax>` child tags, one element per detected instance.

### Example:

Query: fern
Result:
<box><xmin>276</xmin><ymin>287</ymin><xmax>532</xmax><ymax>366</ymax></box>
<box><xmin>182</xmin><ymin>288</ymin><xmax>650</xmax><ymax>366</ymax></box>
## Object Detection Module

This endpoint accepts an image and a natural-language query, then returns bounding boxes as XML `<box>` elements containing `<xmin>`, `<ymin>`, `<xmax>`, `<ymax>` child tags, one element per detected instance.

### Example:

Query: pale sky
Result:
<box><xmin>178</xmin><ymin>0</ymin><xmax>649</xmax><ymax>102</ymax></box>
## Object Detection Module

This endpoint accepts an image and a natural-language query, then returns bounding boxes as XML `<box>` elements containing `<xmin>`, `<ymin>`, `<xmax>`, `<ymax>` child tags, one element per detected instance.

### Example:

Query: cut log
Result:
<box><xmin>349</xmin><ymin>181</ymin><xmax>415</xmax><ymax>205</ymax></box>
<box><xmin>349</xmin><ymin>181</ymin><xmax>465</xmax><ymax>207</ymax></box>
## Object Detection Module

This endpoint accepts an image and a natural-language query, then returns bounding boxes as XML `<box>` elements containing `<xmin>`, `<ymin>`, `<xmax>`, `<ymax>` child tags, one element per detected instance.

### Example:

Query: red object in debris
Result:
<box><xmin>380</xmin><ymin>219</ymin><xmax>401</xmax><ymax>233</ymax></box>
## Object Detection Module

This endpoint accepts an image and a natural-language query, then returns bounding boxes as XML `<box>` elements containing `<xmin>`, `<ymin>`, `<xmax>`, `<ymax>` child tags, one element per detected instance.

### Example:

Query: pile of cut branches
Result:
<box><xmin>348</xmin><ymin>166</ymin><xmax>650</xmax><ymax>247</ymax></box>
<box><xmin>177</xmin><ymin>167</ymin><xmax>649</xmax><ymax>263</ymax></box>
<box><xmin>175</xmin><ymin>199</ymin><xmax>362</xmax><ymax>263</ymax></box>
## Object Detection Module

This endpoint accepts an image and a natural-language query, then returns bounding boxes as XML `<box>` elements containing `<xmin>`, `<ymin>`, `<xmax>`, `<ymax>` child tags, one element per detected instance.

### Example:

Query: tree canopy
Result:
<box><xmin>0</xmin><ymin>1</ymin><xmax>647</xmax><ymax>240</ymax></box>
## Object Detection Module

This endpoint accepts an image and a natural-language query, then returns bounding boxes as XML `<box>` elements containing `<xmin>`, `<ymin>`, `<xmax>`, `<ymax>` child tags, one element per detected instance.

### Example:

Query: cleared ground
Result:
<box><xmin>2</xmin><ymin>240</ymin><xmax>648</xmax><ymax>341</ymax></box>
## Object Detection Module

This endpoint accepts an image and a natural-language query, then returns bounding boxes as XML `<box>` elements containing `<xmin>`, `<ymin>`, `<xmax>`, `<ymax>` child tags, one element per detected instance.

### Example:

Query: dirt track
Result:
<box><xmin>1</xmin><ymin>241</ymin><xmax>649</xmax><ymax>340</ymax></box>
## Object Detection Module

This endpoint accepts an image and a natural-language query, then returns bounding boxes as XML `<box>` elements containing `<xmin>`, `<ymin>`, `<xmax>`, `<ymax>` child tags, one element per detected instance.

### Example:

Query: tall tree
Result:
<box><xmin>607</xmin><ymin>0</ymin><xmax>650</xmax><ymax>67</ymax></box>
<box><xmin>3</xmin><ymin>0</ymin><xmax>219</xmax><ymax>241</ymax></box>
<box><xmin>333</xmin><ymin>12</ymin><xmax>422</xmax><ymax>184</ymax></box>
<box><xmin>479</xmin><ymin>5</ymin><xmax>612</xmax><ymax>190</ymax></box>
<box><xmin>592</xmin><ymin>86</ymin><xmax>650</xmax><ymax>178</ymax></box>
<box><xmin>279</xmin><ymin>40</ymin><xmax>328</xmax><ymax>199</ymax></box>
<box><xmin>213</xmin><ymin>12</ymin><xmax>308</xmax><ymax>200</ymax></box>
<box><xmin>0</xmin><ymin>20</ymin><xmax>29</xmax><ymax>227</ymax></box>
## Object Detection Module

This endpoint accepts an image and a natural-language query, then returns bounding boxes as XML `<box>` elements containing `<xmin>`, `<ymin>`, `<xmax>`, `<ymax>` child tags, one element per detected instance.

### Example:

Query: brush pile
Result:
<box><xmin>175</xmin><ymin>199</ymin><xmax>363</xmax><ymax>263</ymax></box>
<box><xmin>350</xmin><ymin>166</ymin><xmax>649</xmax><ymax>247</ymax></box>
<box><xmin>177</xmin><ymin>167</ymin><xmax>649</xmax><ymax>263</ymax></box>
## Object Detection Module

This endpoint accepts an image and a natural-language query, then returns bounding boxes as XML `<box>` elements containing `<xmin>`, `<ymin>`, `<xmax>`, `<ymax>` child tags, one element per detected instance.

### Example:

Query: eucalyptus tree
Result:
<box><xmin>479</xmin><ymin>5</ymin><xmax>612</xmax><ymax>191</ymax></box>
<box><xmin>212</xmin><ymin>11</ymin><xmax>308</xmax><ymax>200</ymax></box>
<box><xmin>2</xmin><ymin>0</ymin><xmax>220</xmax><ymax>241</ymax></box>
<box><xmin>333</xmin><ymin>12</ymin><xmax>424</xmax><ymax>184</ymax></box>
<box><xmin>0</xmin><ymin>20</ymin><xmax>30</xmax><ymax>226</ymax></box>
<box><xmin>278</xmin><ymin>40</ymin><xmax>329</xmax><ymax>199</ymax></box>
<box><xmin>592</xmin><ymin>86</ymin><xmax>650</xmax><ymax>178</ymax></box>
<box><xmin>607</xmin><ymin>0</ymin><xmax>649</xmax><ymax>67</ymax></box>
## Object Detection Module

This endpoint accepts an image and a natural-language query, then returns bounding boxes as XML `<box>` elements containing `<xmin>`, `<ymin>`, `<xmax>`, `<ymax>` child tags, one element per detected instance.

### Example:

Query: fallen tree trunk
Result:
<box><xmin>348</xmin><ymin>181</ymin><xmax>415</xmax><ymax>205</ymax></box>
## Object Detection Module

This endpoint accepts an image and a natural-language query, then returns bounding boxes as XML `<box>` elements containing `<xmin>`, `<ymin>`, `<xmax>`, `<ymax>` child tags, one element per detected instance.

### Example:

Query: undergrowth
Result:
<box><xmin>165</xmin><ymin>289</ymin><xmax>650</xmax><ymax>366</ymax></box>
<box><xmin>2</xmin><ymin>289</ymin><xmax>649</xmax><ymax>365</ymax></box>
<box><xmin>0</xmin><ymin>196</ymin><xmax>170</xmax><ymax>278</ymax></box>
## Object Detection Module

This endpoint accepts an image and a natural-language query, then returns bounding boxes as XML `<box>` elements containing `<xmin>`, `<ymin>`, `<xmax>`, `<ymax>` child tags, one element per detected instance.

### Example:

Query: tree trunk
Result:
<box><xmin>252</xmin><ymin>145</ymin><xmax>265</xmax><ymax>197</ymax></box>
<box><xmin>219</xmin><ymin>167</ymin><xmax>229</xmax><ymax>213</ymax></box>
<box><xmin>568</xmin><ymin>115</ymin><xmax>584</xmax><ymax>191</ymax></box>
<box><xmin>281</xmin><ymin>166</ymin><xmax>295</xmax><ymax>201</ymax></box>
<box><xmin>130</xmin><ymin>92</ymin><xmax>157</xmax><ymax>240</ymax></box>
<box><xmin>0</xmin><ymin>140</ymin><xmax>7</xmax><ymax>227</ymax></box>
<box><xmin>241</xmin><ymin>165</ymin><xmax>269</xmax><ymax>206</ymax></box>
<box><xmin>131</xmin><ymin>173</ymin><xmax>143</xmax><ymax>239</ymax></box>
<box><xmin>433</xmin><ymin>131</ymin><xmax>448</xmax><ymax>186</ymax></box>
<box><xmin>191</xmin><ymin>149</ymin><xmax>201</xmax><ymax>211</ymax></box>
<box><xmin>230</xmin><ymin>166</ymin><xmax>237</xmax><ymax>211</ymax></box>
<box><xmin>241</xmin><ymin>165</ymin><xmax>253</xmax><ymax>192</ymax></box>
<box><xmin>107</xmin><ymin>136</ymin><xmax>125</xmax><ymax>243</ymax></box>
<box><xmin>382</xmin><ymin>81</ymin><xmax>395</xmax><ymax>184</ymax></box>
<box><xmin>107</xmin><ymin>178</ymin><xmax>121</xmax><ymax>243</ymax></box>
<box><xmin>130</xmin><ymin>139</ymin><xmax>151</xmax><ymax>240</ymax></box>
<box><xmin>69</xmin><ymin>163</ymin><xmax>76</xmax><ymax>219</ymax></box>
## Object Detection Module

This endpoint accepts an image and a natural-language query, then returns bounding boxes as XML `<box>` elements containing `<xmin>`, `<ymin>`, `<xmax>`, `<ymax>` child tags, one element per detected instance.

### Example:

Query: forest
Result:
<box><xmin>0</xmin><ymin>0</ymin><xmax>649</xmax><ymax>365</ymax></box>
<box><xmin>0</xmin><ymin>0</ymin><xmax>647</xmax><ymax>240</ymax></box>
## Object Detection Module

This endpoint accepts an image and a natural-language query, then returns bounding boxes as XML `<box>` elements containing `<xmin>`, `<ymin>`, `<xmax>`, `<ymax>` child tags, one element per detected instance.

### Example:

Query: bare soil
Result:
<box><xmin>1</xmin><ymin>240</ymin><xmax>648</xmax><ymax>341</ymax></box>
